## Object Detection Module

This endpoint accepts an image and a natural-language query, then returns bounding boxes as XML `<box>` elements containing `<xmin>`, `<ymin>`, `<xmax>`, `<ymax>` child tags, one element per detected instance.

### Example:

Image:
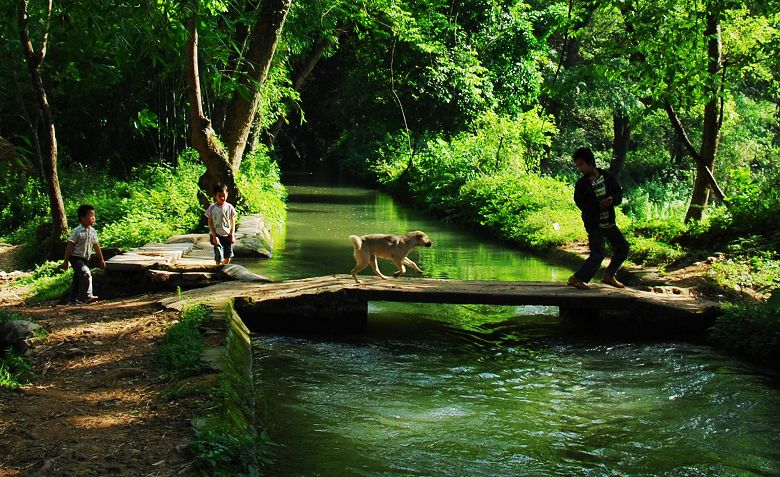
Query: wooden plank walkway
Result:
<box><xmin>161</xmin><ymin>275</ymin><xmax>720</xmax><ymax>332</ymax></box>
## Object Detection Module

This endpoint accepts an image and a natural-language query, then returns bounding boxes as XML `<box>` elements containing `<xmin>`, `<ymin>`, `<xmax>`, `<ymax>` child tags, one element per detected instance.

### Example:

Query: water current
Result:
<box><xmin>243</xmin><ymin>183</ymin><xmax>780</xmax><ymax>476</ymax></box>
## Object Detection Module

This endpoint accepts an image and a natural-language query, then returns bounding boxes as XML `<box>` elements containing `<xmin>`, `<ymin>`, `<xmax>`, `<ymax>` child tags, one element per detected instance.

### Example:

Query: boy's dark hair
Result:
<box><xmin>212</xmin><ymin>183</ymin><xmax>228</xmax><ymax>195</ymax></box>
<box><xmin>77</xmin><ymin>204</ymin><xmax>95</xmax><ymax>218</ymax></box>
<box><xmin>572</xmin><ymin>147</ymin><xmax>596</xmax><ymax>166</ymax></box>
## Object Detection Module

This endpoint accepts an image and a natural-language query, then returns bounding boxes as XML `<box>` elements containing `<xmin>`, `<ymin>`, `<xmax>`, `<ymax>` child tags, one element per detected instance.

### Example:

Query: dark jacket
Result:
<box><xmin>573</xmin><ymin>168</ymin><xmax>623</xmax><ymax>228</ymax></box>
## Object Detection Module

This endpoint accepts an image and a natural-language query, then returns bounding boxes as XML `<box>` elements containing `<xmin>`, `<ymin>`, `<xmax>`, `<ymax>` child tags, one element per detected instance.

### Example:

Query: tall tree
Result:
<box><xmin>17</xmin><ymin>0</ymin><xmax>67</xmax><ymax>256</ymax></box>
<box><xmin>664</xmin><ymin>6</ymin><xmax>725</xmax><ymax>222</ymax></box>
<box><xmin>186</xmin><ymin>0</ymin><xmax>292</xmax><ymax>205</ymax></box>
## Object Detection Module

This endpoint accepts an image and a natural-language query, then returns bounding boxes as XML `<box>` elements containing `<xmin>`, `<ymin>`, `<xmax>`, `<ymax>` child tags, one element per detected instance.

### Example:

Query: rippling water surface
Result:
<box><xmin>248</xmin><ymin>183</ymin><xmax>780</xmax><ymax>476</ymax></box>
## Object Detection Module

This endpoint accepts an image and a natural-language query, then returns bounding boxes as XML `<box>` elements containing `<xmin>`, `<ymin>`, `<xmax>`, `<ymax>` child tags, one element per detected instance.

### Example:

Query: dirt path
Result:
<box><xmin>0</xmin><ymin>291</ymin><xmax>208</xmax><ymax>476</ymax></box>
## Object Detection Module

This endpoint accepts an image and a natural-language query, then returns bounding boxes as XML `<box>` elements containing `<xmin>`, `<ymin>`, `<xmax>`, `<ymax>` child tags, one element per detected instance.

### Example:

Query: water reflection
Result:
<box><xmin>242</xmin><ymin>185</ymin><xmax>570</xmax><ymax>281</ymax></box>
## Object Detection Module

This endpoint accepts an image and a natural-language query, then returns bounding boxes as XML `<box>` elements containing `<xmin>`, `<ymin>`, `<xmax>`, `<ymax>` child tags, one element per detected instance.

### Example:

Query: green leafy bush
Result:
<box><xmin>95</xmin><ymin>159</ymin><xmax>204</xmax><ymax>249</ymax></box>
<box><xmin>400</xmin><ymin>110</ymin><xmax>557</xmax><ymax>216</ymax></box>
<box><xmin>458</xmin><ymin>172</ymin><xmax>582</xmax><ymax>250</ymax></box>
<box><xmin>0</xmin><ymin>310</ymin><xmax>33</xmax><ymax>389</ymax></box>
<box><xmin>15</xmin><ymin>261</ymin><xmax>73</xmax><ymax>303</ymax></box>
<box><xmin>0</xmin><ymin>349</ymin><xmax>32</xmax><ymax>389</ymax></box>
<box><xmin>708</xmin><ymin>252</ymin><xmax>780</xmax><ymax>294</ymax></box>
<box><xmin>2</xmin><ymin>149</ymin><xmax>287</xmax><ymax>260</ymax></box>
<box><xmin>156</xmin><ymin>304</ymin><xmax>213</xmax><ymax>379</ymax></box>
<box><xmin>192</xmin><ymin>415</ymin><xmax>273</xmax><ymax>476</ymax></box>
<box><xmin>708</xmin><ymin>291</ymin><xmax>780</xmax><ymax>362</ymax></box>
<box><xmin>235</xmin><ymin>148</ymin><xmax>287</xmax><ymax>226</ymax></box>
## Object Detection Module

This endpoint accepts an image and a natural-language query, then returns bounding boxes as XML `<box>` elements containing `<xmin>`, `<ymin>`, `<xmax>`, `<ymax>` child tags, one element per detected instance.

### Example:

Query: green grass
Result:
<box><xmin>708</xmin><ymin>291</ymin><xmax>780</xmax><ymax>362</ymax></box>
<box><xmin>14</xmin><ymin>261</ymin><xmax>72</xmax><ymax>303</ymax></box>
<box><xmin>156</xmin><ymin>304</ymin><xmax>213</xmax><ymax>379</ymax></box>
<box><xmin>0</xmin><ymin>310</ymin><xmax>33</xmax><ymax>389</ymax></box>
<box><xmin>0</xmin><ymin>349</ymin><xmax>31</xmax><ymax>389</ymax></box>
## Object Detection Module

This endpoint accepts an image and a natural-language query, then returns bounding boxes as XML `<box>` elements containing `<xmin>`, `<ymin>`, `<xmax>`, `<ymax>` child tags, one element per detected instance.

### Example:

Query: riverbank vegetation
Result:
<box><xmin>0</xmin><ymin>1</ymin><xmax>779</xmax><ymax>472</ymax></box>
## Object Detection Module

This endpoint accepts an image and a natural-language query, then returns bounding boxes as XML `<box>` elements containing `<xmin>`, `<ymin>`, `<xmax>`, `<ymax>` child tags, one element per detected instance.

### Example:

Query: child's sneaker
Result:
<box><xmin>567</xmin><ymin>275</ymin><xmax>590</xmax><ymax>290</ymax></box>
<box><xmin>85</xmin><ymin>295</ymin><xmax>99</xmax><ymax>303</ymax></box>
<box><xmin>601</xmin><ymin>275</ymin><xmax>625</xmax><ymax>288</ymax></box>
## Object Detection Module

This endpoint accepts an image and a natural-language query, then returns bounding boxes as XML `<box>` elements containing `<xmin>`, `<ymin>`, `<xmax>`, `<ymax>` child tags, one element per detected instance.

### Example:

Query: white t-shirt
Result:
<box><xmin>68</xmin><ymin>224</ymin><xmax>99</xmax><ymax>260</ymax></box>
<box><xmin>205</xmin><ymin>202</ymin><xmax>236</xmax><ymax>237</ymax></box>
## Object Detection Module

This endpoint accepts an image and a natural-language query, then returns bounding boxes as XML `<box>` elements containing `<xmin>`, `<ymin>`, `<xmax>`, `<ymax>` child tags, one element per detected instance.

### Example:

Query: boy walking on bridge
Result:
<box><xmin>568</xmin><ymin>147</ymin><xmax>629</xmax><ymax>290</ymax></box>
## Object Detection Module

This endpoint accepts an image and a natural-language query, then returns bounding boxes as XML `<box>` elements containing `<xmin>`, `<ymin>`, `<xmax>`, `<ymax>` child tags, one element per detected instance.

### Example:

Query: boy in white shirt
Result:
<box><xmin>205</xmin><ymin>183</ymin><xmax>236</xmax><ymax>265</ymax></box>
<box><xmin>62</xmin><ymin>204</ymin><xmax>106</xmax><ymax>304</ymax></box>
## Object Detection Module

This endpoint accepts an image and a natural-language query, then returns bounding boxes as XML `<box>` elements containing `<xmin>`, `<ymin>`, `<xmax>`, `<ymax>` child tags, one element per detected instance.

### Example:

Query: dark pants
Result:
<box><xmin>574</xmin><ymin>225</ymin><xmax>629</xmax><ymax>283</ymax></box>
<box><xmin>68</xmin><ymin>256</ymin><xmax>93</xmax><ymax>303</ymax></box>
<box><xmin>213</xmin><ymin>235</ymin><xmax>234</xmax><ymax>264</ymax></box>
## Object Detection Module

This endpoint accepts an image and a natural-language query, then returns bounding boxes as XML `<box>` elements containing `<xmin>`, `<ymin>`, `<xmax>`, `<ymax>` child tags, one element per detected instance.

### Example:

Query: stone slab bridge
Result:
<box><xmin>161</xmin><ymin>275</ymin><xmax>721</xmax><ymax>337</ymax></box>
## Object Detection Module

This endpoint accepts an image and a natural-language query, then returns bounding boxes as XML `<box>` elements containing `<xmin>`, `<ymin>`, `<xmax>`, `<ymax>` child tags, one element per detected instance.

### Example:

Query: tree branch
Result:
<box><xmin>664</xmin><ymin>100</ymin><xmax>726</xmax><ymax>202</ymax></box>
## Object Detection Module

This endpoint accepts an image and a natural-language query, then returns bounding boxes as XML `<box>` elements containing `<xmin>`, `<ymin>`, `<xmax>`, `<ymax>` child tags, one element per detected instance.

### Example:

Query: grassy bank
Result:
<box><xmin>0</xmin><ymin>148</ymin><xmax>286</xmax><ymax>258</ymax></box>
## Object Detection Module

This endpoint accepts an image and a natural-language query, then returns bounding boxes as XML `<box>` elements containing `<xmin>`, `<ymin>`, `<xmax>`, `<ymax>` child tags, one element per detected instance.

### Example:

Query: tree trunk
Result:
<box><xmin>685</xmin><ymin>10</ymin><xmax>723</xmax><ymax>222</ymax></box>
<box><xmin>185</xmin><ymin>14</ymin><xmax>238</xmax><ymax>208</ymax></box>
<box><xmin>18</xmin><ymin>0</ymin><xmax>68</xmax><ymax>258</ymax></box>
<box><xmin>222</xmin><ymin>0</ymin><xmax>292</xmax><ymax>171</ymax></box>
<box><xmin>610</xmin><ymin>112</ymin><xmax>630</xmax><ymax>177</ymax></box>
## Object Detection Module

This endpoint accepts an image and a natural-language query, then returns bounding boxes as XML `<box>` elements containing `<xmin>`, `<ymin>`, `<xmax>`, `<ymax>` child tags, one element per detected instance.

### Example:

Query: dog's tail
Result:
<box><xmin>349</xmin><ymin>235</ymin><xmax>362</xmax><ymax>251</ymax></box>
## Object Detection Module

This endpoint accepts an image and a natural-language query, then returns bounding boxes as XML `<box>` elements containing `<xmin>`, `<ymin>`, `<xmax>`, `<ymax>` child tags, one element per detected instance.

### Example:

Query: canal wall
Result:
<box><xmin>182</xmin><ymin>297</ymin><xmax>260</xmax><ymax>475</ymax></box>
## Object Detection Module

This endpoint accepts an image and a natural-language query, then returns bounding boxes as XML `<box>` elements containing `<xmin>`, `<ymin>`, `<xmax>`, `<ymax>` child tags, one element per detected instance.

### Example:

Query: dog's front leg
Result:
<box><xmin>370</xmin><ymin>255</ymin><xmax>390</xmax><ymax>280</ymax></box>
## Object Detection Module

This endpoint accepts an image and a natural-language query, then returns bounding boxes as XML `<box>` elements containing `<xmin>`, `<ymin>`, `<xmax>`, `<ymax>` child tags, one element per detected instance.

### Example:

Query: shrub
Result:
<box><xmin>15</xmin><ymin>261</ymin><xmax>73</xmax><ymax>303</ymax></box>
<box><xmin>458</xmin><ymin>172</ymin><xmax>582</xmax><ymax>250</ymax></box>
<box><xmin>0</xmin><ymin>310</ymin><xmax>33</xmax><ymax>389</ymax></box>
<box><xmin>156</xmin><ymin>304</ymin><xmax>213</xmax><ymax>379</ymax></box>
<box><xmin>708</xmin><ymin>291</ymin><xmax>780</xmax><ymax>362</ymax></box>
<box><xmin>235</xmin><ymin>148</ymin><xmax>287</xmax><ymax>226</ymax></box>
<box><xmin>0</xmin><ymin>349</ymin><xmax>31</xmax><ymax>389</ymax></box>
<box><xmin>2</xmin><ymin>148</ymin><xmax>287</xmax><ymax>261</ymax></box>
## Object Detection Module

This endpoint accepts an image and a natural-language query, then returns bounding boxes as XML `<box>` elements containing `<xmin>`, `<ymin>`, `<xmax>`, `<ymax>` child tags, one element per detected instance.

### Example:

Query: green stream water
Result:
<box><xmin>245</xmin><ymin>184</ymin><xmax>780</xmax><ymax>476</ymax></box>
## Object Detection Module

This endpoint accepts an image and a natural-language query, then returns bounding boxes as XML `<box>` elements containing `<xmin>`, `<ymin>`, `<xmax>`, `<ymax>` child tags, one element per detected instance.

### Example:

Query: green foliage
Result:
<box><xmin>192</xmin><ymin>415</ymin><xmax>273</xmax><ymax>476</ymax></box>
<box><xmin>156</xmin><ymin>304</ymin><xmax>213</xmax><ymax>379</ymax></box>
<box><xmin>0</xmin><ymin>175</ymin><xmax>49</xmax><ymax>243</ymax></box>
<box><xmin>0</xmin><ymin>155</ymin><xmax>205</xmax><ymax>250</ymax></box>
<box><xmin>90</xmin><ymin>159</ymin><xmax>204</xmax><ymax>249</ymax></box>
<box><xmin>0</xmin><ymin>349</ymin><xmax>32</xmax><ymax>389</ymax></box>
<box><xmin>1</xmin><ymin>147</ymin><xmax>286</xmax><ymax>267</ymax></box>
<box><xmin>0</xmin><ymin>309</ymin><xmax>33</xmax><ymax>389</ymax></box>
<box><xmin>235</xmin><ymin>148</ymin><xmax>287</xmax><ymax>225</ymax></box>
<box><xmin>717</xmin><ymin>166</ymin><xmax>780</xmax><ymax>240</ymax></box>
<box><xmin>0</xmin><ymin>309</ymin><xmax>23</xmax><ymax>324</ymax></box>
<box><xmin>376</xmin><ymin>109</ymin><xmax>557</xmax><ymax>214</ymax></box>
<box><xmin>458</xmin><ymin>172</ymin><xmax>582</xmax><ymax>251</ymax></box>
<box><xmin>708</xmin><ymin>290</ymin><xmax>780</xmax><ymax>362</ymax></box>
<box><xmin>625</xmin><ymin>235</ymin><xmax>685</xmax><ymax>266</ymax></box>
<box><xmin>15</xmin><ymin>261</ymin><xmax>73</xmax><ymax>304</ymax></box>
<box><xmin>708</xmin><ymin>252</ymin><xmax>780</xmax><ymax>295</ymax></box>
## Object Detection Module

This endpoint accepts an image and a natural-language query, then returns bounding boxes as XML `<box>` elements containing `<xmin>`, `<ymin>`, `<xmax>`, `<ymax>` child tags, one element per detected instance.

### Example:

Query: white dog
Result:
<box><xmin>349</xmin><ymin>231</ymin><xmax>433</xmax><ymax>283</ymax></box>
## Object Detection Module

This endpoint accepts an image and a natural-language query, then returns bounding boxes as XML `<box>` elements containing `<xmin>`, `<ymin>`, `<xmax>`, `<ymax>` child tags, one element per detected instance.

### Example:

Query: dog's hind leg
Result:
<box><xmin>351</xmin><ymin>261</ymin><xmax>368</xmax><ymax>283</ymax></box>
<box><xmin>351</xmin><ymin>251</ymin><xmax>370</xmax><ymax>283</ymax></box>
<box><xmin>392</xmin><ymin>260</ymin><xmax>407</xmax><ymax>277</ymax></box>
<box><xmin>370</xmin><ymin>255</ymin><xmax>390</xmax><ymax>280</ymax></box>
